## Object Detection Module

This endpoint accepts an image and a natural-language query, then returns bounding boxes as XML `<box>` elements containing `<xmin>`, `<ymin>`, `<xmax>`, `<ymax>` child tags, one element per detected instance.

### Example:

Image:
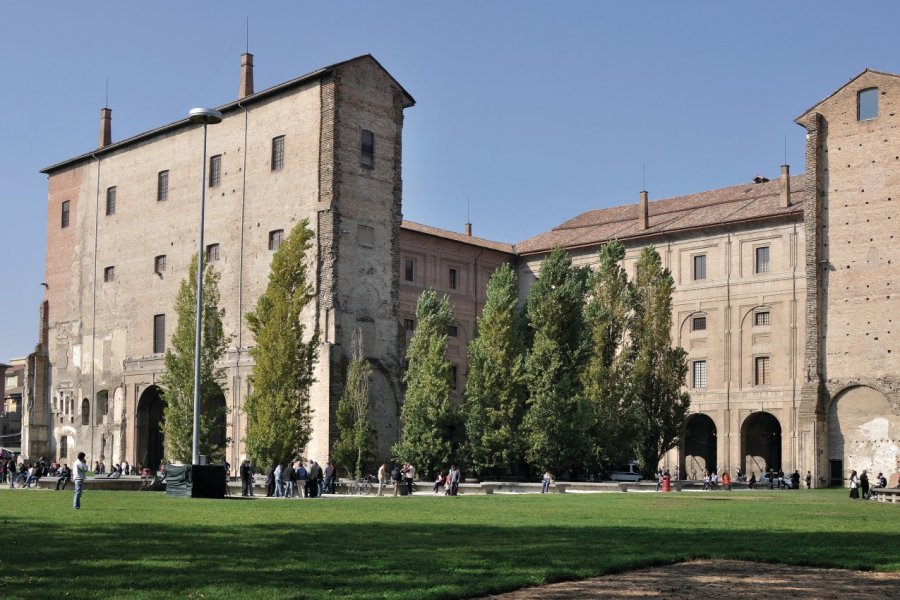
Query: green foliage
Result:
<box><xmin>244</xmin><ymin>220</ymin><xmax>319</xmax><ymax>468</ymax></box>
<box><xmin>582</xmin><ymin>240</ymin><xmax>637</xmax><ymax>473</ymax></box>
<box><xmin>522</xmin><ymin>247</ymin><xmax>589</xmax><ymax>476</ymax></box>
<box><xmin>392</xmin><ymin>289</ymin><xmax>463</xmax><ymax>477</ymax></box>
<box><xmin>464</xmin><ymin>263</ymin><xmax>528</xmax><ymax>476</ymax></box>
<box><xmin>630</xmin><ymin>246</ymin><xmax>691</xmax><ymax>477</ymax></box>
<box><xmin>159</xmin><ymin>254</ymin><xmax>231</xmax><ymax>464</ymax></box>
<box><xmin>333</xmin><ymin>329</ymin><xmax>376</xmax><ymax>480</ymax></box>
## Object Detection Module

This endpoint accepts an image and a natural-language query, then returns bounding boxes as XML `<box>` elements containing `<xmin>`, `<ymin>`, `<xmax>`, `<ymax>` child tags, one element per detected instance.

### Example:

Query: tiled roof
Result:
<box><xmin>516</xmin><ymin>175</ymin><xmax>807</xmax><ymax>255</ymax></box>
<box><xmin>401</xmin><ymin>221</ymin><xmax>515</xmax><ymax>254</ymax></box>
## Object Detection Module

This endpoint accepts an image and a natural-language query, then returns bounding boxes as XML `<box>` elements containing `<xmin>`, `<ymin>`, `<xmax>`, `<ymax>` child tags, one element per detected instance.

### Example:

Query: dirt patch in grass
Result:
<box><xmin>484</xmin><ymin>559</ymin><xmax>900</xmax><ymax>599</ymax></box>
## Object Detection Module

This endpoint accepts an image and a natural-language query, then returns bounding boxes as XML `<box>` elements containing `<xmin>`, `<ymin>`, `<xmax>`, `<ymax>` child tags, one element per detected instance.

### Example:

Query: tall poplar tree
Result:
<box><xmin>244</xmin><ymin>220</ymin><xmax>319</xmax><ymax>468</ymax></box>
<box><xmin>582</xmin><ymin>240</ymin><xmax>636</xmax><ymax>473</ymax></box>
<box><xmin>160</xmin><ymin>255</ymin><xmax>231</xmax><ymax>464</ymax></box>
<box><xmin>630</xmin><ymin>246</ymin><xmax>690</xmax><ymax>477</ymax></box>
<box><xmin>392</xmin><ymin>290</ymin><xmax>462</xmax><ymax>478</ymax></box>
<box><xmin>523</xmin><ymin>247</ymin><xmax>589</xmax><ymax>477</ymax></box>
<box><xmin>333</xmin><ymin>329</ymin><xmax>375</xmax><ymax>480</ymax></box>
<box><xmin>464</xmin><ymin>263</ymin><xmax>528</xmax><ymax>476</ymax></box>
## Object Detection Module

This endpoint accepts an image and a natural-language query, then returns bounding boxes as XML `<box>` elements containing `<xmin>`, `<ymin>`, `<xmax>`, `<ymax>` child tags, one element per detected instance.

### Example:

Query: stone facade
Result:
<box><xmin>35</xmin><ymin>55</ymin><xmax>413</xmax><ymax>469</ymax></box>
<box><xmin>26</xmin><ymin>58</ymin><xmax>900</xmax><ymax>485</ymax></box>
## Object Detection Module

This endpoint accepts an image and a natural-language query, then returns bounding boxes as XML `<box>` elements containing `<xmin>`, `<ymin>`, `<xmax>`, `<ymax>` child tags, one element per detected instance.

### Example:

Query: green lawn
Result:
<box><xmin>1</xmin><ymin>488</ymin><xmax>897</xmax><ymax>598</ymax></box>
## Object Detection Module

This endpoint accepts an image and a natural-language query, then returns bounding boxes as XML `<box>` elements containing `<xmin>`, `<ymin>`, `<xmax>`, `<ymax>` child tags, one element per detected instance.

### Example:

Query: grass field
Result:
<box><xmin>1</xmin><ymin>488</ymin><xmax>897</xmax><ymax>599</ymax></box>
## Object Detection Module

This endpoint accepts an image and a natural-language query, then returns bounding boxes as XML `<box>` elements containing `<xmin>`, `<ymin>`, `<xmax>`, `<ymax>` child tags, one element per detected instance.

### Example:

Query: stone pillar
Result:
<box><xmin>638</xmin><ymin>190</ymin><xmax>649</xmax><ymax>230</ymax></box>
<box><xmin>99</xmin><ymin>108</ymin><xmax>111</xmax><ymax>148</ymax></box>
<box><xmin>780</xmin><ymin>164</ymin><xmax>791</xmax><ymax>208</ymax></box>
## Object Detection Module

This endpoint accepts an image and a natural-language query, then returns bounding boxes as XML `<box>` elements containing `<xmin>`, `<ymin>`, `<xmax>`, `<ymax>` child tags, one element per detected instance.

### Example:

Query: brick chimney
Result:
<box><xmin>638</xmin><ymin>190</ymin><xmax>649</xmax><ymax>230</ymax></box>
<box><xmin>99</xmin><ymin>107</ymin><xmax>112</xmax><ymax>148</ymax></box>
<box><xmin>465</xmin><ymin>222</ymin><xmax>472</xmax><ymax>237</ymax></box>
<box><xmin>239</xmin><ymin>53</ymin><xmax>254</xmax><ymax>99</ymax></box>
<box><xmin>779</xmin><ymin>164</ymin><xmax>791</xmax><ymax>208</ymax></box>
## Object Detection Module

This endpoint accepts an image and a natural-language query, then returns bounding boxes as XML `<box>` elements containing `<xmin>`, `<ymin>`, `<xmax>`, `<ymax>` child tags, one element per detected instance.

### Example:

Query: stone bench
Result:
<box><xmin>871</xmin><ymin>488</ymin><xmax>900</xmax><ymax>503</ymax></box>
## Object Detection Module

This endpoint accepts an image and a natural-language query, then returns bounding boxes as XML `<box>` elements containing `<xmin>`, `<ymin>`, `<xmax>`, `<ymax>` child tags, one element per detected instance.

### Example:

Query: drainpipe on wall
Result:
<box><xmin>89</xmin><ymin>150</ymin><xmax>102</xmax><ymax>467</ymax></box>
<box><xmin>234</xmin><ymin>99</ymin><xmax>250</xmax><ymax>467</ymax></box>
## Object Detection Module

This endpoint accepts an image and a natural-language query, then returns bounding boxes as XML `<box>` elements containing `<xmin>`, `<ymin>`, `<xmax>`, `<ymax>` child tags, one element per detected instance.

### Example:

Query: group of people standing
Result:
<box><xmin>848</xmin><ymin>469</ymin><xmax>888</xmax><ymax>499</ymax></box>
<box><xmin>237</xmin><ymin>459</ymin><xmax>336</xmax><ymax>498</ymax></box>
<box><xmin>431</xmin><ymin>465</ymin><xmax>461</xmax><ymax>496</ymax></box>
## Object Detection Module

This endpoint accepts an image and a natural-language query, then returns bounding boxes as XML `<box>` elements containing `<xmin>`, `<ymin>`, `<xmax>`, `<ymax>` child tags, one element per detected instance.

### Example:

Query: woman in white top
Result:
<box><xmin>849</xmin><ymin>469</ymin><xmax>860</xmax><ymax>500</ymax></box>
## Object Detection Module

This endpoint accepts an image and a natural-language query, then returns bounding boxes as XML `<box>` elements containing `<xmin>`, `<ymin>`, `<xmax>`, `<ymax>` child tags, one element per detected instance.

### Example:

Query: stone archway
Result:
<box><xmin>136</xmin><ymin>385</ymin><xmax>167</xmax><ymax>471</ymax></box>
<box><xmin>828</xmin><ymin>385</ymin><xmax>898</xmax><ymax>484</ymax></box>
<box><xmin>741</xmin><ymin>412</ymin><xmax>781</xmax><ymax>477</ymax></box>
<box><xmin>683</xmin><ymin>413</ymin><xmax>717</xmax><ymax>478</ymax></box>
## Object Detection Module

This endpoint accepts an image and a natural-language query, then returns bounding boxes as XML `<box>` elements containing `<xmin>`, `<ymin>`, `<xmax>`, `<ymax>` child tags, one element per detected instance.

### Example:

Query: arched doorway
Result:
<box><xmin>828</xmin><ymin>386</ymin><xmax>896</xmax><ymax>487</ymax></box>
<box><xmin>741</xmin><ymin>412</ymin><xmax>781</xmax><ymax>477</ymax></box>
<box><xmin>136</xmin><ymin>386</ymin><xmax>167</xmax><ymax>471</ymax></box>
<box><xmin>683</xmin><ymin>413</ymin><xmax>717</xmax><ymax>478</ymax></box>
<box><xmin>201</xmin><ymin>388</ymin><xmax>227</xmax><ymax>462</ymax></box>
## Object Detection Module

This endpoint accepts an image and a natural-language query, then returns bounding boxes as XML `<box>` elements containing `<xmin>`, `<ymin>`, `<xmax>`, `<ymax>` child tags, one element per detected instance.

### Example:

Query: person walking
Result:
<box><xmin>391</xmin><ymin>464</ymin><xmax>402</xmax><ymax>496</ymax></box>
<box><xmin>805</xmin><ymin>470</ymin><xmax>812</xmax><ymax>489</ymax></box>
<box><xmin>274</xmin><ymin>463</ymin><xmax>284</xmax><ymax>498</ymax></box>
<box><xmin>377</xmin><ymin>463</ymin><xmax>387</xmax><ymax>496</ymax></box>
<box><xmin>405</xmin><ymin>463</ymin><xmax>416</xmax><ymax>496</ymax></box>
<box><xmin>73</xmin><ymin>452</ymin><xmax>88</xmax><ymax>510</ymax></box>
<box><xmin>849</xmin><ymin>469</ymin><xmax>860</xmax><ymax>499</ymax></box>
<box><xmin>449</xmin><ymin>465</ymin><xmax>461</xmax><ymax>496</ymax></box>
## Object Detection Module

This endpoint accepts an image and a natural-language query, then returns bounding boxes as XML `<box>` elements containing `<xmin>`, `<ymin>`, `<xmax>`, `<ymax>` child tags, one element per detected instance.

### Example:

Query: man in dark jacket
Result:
<box><xmin>240</xmin><ymin>460</ymin><xmax>252</xmax><ymax>497</ymax></box>
<box><xmin>265</xmin><ymin>464</ymin><xmax>276</xmax><ymax>497</ymax></box>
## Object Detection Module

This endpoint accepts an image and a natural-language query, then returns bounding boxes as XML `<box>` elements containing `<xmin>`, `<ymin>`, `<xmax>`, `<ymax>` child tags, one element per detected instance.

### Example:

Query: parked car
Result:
<box><xmin>609</xmin><ymin>462</ymin><xmax>642</xmax><ymax>482</ymax></box>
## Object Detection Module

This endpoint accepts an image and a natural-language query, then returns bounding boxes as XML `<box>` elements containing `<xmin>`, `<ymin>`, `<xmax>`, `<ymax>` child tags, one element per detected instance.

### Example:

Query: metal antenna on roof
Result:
<box><xmin>246</xmin><ymin>16</ymin><xmax>250</xmax><ymax>54</ymax></box>
<box><xmin>467</xmin><ymin>197</ymin><xmax>470</xmax><ymax>223</ymax></box>
<box><xmin>642</xmin><ymin>163</ymin><xmax>646</xmax><ymax>191</ymax></box>
<box><xmin>105</xmin><ymin>75</ymin><xmax>109</xmax><ymax>109</ymax></box>
<box><xmin>784</xmin><ymin>134</ymin><xmax>787</xmax><ymax>165</ymax></box>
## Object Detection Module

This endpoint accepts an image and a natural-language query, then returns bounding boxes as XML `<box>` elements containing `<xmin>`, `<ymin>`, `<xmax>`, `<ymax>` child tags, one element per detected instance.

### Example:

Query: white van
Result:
<box><xmin>609</xmin><ymin>462</ymin><xmax>642</xmax><ymax>482</ymax></box>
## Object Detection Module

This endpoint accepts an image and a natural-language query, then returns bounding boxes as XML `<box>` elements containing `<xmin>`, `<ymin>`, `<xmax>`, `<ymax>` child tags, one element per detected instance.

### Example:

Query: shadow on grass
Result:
<box><xmin>3</xmin><ymin>516</ymin><xmax>899</xmax><ymax>599</ymax></box>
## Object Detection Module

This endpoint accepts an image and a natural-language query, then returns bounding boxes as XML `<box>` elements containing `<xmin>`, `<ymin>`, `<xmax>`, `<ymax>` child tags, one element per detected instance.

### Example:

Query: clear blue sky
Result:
<box><xmin>2</xmin><ymin>1</ymin><xmax>899</xmax><ymax>361</ymax></box>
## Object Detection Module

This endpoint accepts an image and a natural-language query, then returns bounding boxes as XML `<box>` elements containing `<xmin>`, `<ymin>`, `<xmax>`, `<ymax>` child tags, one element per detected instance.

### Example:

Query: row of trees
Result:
<box><xmin>158</xmin><ymin>220</ymin><xmax>688</xmax><ymax>480</ymax></box>
<box><xmin>393</xmin><ymin>242</ymin><xmax>690</xmax><ymax>479</ymax></box>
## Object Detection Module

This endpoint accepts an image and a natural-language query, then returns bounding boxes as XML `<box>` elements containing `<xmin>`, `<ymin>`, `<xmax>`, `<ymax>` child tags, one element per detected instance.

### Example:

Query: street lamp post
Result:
<box><xmin>188</xmin><ymin>107</ymin><xmax>223</xmax><ymax>465</ymax></box>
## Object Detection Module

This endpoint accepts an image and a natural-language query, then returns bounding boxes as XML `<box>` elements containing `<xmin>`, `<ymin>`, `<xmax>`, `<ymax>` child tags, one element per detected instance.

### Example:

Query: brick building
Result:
<box><xmin>24</xmin><ymin>57</ymin><xmax>899</xmax><ymax>484</ymax></box>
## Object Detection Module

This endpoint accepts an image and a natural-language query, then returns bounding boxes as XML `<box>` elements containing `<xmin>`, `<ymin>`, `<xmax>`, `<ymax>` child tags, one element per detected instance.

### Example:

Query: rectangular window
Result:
<box><xmin>754</xmin><ymin>311</ymin><xmax>770</xmax><ymax>326</ymax></box>
<box><xmin>755</xmin><ymin>246</ymin><xmax>770</xmax><ymax>274</ymax></box>
<box><xmin>154</xmin><ymin>255</ymin><xmax>166</xmax><ymax>274</ymax></box>
<box><xmin>858</xmin><ymin>87</ymin><xmax>878</xmax><ymax>121</ymax></box>
<box><xmin>61</xmin><ymin>200</ymin><xmax>70</xmax><ymax>228</ymax></box>
<box><xmin>271</xmin><ymin>136</ymin><xmax>285</xmax><ymax>171</ymax></box>
<box><xmin>157</xmin><ymin>170</ymin><xmax>169</xmax><ymax>202</ymax></box>
<box><xmin>448</xmin><ymin>325</ymin><xmax>458</xmax><ymax>337</ymax></box>
<box><xmin>404</xmin><ymin>259</ymin><xmax>414</xmax><ymax>282</ymax></box>
<box><xmin>206</xmin><ymin>243</ymin><xmax>220</xmax><ymax>263</ymax></box>
<box><xmin>692</xmin><ymin>360</ymin><xmax>707</xmax><ymax>389</ymax></box>
<box><xmin>60</xmin><ymin>436</ymin><xmax>68</xmax><ymax>459</ymax></box>
<box><xmin>209</xmin><ymin>155</ymin><xmax>221</xmax><ymax>188</ymax></box>
<box><xmin>403</xmin><ymin>318</ymin><xmax>415</xmax><ymax>332</ymax></box>
<box><xmin>105</xmin><ymin>186</ymin><xmax>116</xmax><ymax>216</ymax></box>
<box><xmin>103</xmin><ymin>266</ymin><xmax>115</xmax><ymax>282</ymax></box>
<box><xmin>755</xmin><ymin>356</ymin><xmax>770</xmax><ymax>386</ymax></box>
<box><xmin>268</xmin><ymin>229</ymin><xmax>284</xmax><ymax>251</ymax></box>
<box><xmin>693</xmin><ymin>254</ymin><xmax>707</xmax><ymax>281</ymax></box>
<box><xmin>449</xmin><ymin>268</ymin><xmax>457</xmax><ymax>290</ymax></box>
<box><xmin>692</xmin><ymin>316</ymin><xmax>707</xmax><ymax>331</ymax></box>
<box><xmin>361</xmin><ymin>129</ymin><xmax>374</xmax><ymax>168</ymax></box>
<box><xmin>153</xmin><ymin>314</ymin><xmax>166</xmax><ymax>354</ymax></box>
<box><xmin>449</xmin><ymin>365</ymin><xmax>458</xmax><ymax>390</ymax></box>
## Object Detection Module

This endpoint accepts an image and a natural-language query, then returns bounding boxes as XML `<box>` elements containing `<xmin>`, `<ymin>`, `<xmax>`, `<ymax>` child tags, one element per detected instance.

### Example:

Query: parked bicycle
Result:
<box><xmin>348</xmin><ymin>474</ymin><xmax>378</xmax><ymax>496</ymax></box>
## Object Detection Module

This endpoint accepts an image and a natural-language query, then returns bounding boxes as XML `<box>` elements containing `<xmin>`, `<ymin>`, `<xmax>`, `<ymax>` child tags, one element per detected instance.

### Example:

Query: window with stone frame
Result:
<box><xmin>755</xmin><ymin>246</ymin><xmax>770</xmax><ymax>274</ymax></box>
<box><xmin>693</xmin><ymin>254</ymin><xmax>707</xmax><ymax>281</ymax></box>
<box><xmin>361</xmin><ymin>129</ymin><xmax>374</xmax><ymax>168</ymax></box>
<box><xmin>404</xmin><ymin>259</ymin><xmax>415</xmax><ymax>282</ymax></box>
<box><xmin>206</xmin><ymin>243</ymin><xmax>220</xmax><ymax>263</ymax></box>
<box><xmin>755</xmin><ymin>356</ymin><xmax>770</xmax><ymax>386</ymax></box>
<box><xmin>61</xmin><ymin>200</ymin><xmax>70</xmax><ymax>228</ymax></box>
<box><xmin>449</xmin><ymin>365</ymin><xmax>458</xmax><ymax>390</ymax></box>
<box><xmin>153</xmin><ymin>314</ymin><xmax>166</xmax><ymax>354</ymax></box>
<box><xmin>105</xmin><ymin>186</ymin><xmax>116</xmax><ymax>216</ymax></box>
<box><xmin>403</xmin><ymin>318</ymin><xmax>415</xmax><ymax>332</ymax></box>
<box><xmin>449</xmin><ymin>268</ymin><xmax>458</xmax><ymax>290</ymax></box>
<box><xmin>154</xmin><ymin>255</ymin><xmax>166</xmax><ymax>275</ymax></box>
<box><xmin>448</xmin><ymin>324</ymin><xmax>459</xmax><ymax>337</ymax></box>
<box><xmin>157</xmin><ymin>170</ymin><xmax>169</xmax><ymax>202</ymax></box>
<box><xmin>103</xmin><ymin>266</ymin><xmax>115</xmax><ymax>282</ymax></box>
<box><xmin>858</xmin><ymin>87</ymin><xmax>878</xmax><ymax>121</ymax></box>
<box><xmin>692</xmin><ymin>360</ymin><xmax>707</xmax><ymax>389</ymax></box>
<box><xmin>271</xmin><ymin>136</ymin><xmax>285</xmax><ymax>171</ymax></box>
<box><xmin>81</xmin><ymin>399</ymin><xmax>90</xmax><ymax>426</ymax></box>
<box><xmin>692</xmin><ymin>315</ymin><xmax>707</xmax><ymax>332</ymax></box>
<box><xmin>209</xmin><ymin>155</ymin><xmax>222</xmax><ymax>188</ymax></box>
<box><xmin>754</xmin><ymin>311</ymin><xmax>770</xmax><ymax>326</ymax></box>
<box><xmin>268</xmin><ymin>229</ymin><xmax>284</xmax><ymax>251</ymax></box>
